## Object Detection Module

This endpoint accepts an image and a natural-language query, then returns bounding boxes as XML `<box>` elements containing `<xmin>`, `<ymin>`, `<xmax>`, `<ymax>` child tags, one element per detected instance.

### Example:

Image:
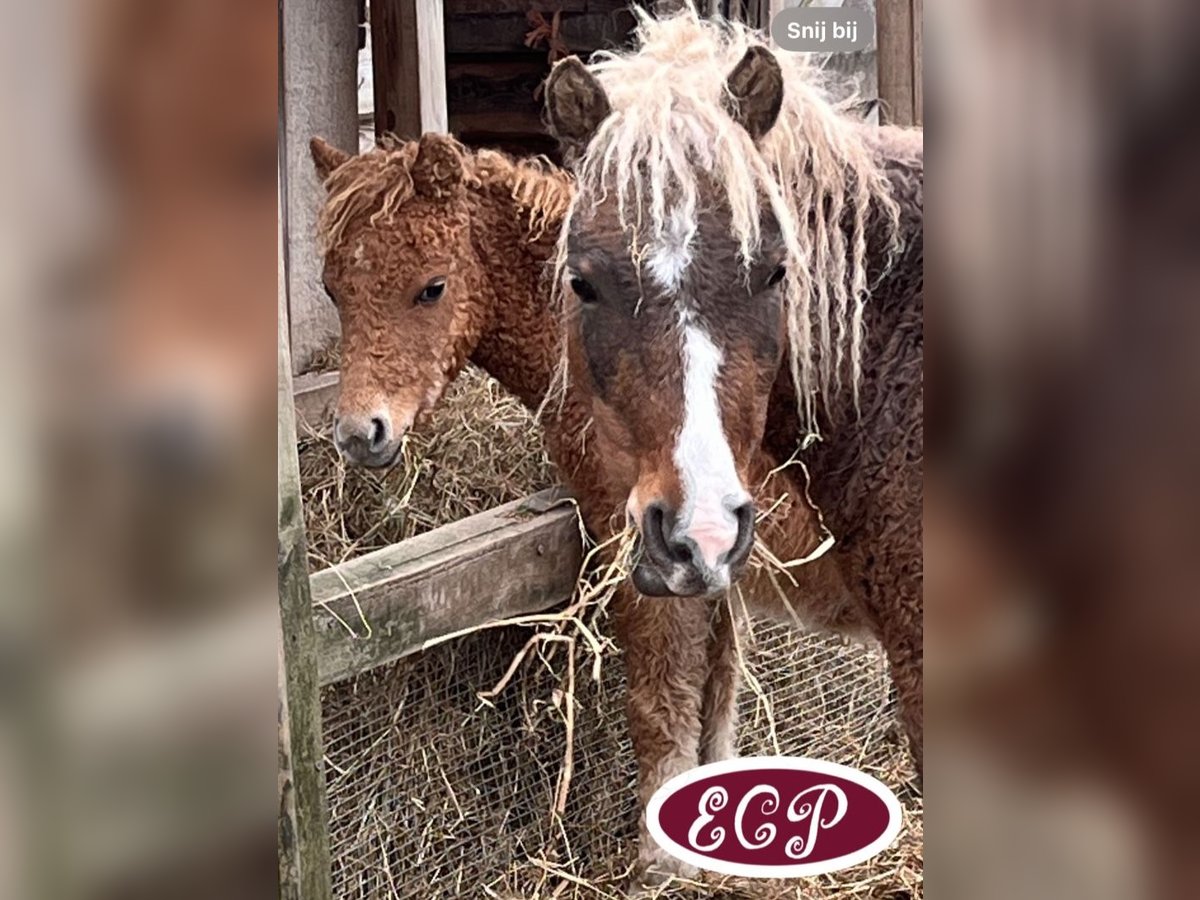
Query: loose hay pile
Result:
<box><xmin>299</xmin><ymin>366</ymin><xmax>556</xmax><ymax>570</ymax></box>
<box><xmin>299</xmin><ymin>367</ymin><xmax>922</xmax><ymax>899</ymax></box>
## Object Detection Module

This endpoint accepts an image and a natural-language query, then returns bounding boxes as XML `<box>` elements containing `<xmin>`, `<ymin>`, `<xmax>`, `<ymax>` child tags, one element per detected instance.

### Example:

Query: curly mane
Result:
<box><xmin>317</xmin><ymin>136</ymin><xmax>574</xmax><ymax>253</ymax></box>
<box><xmin>557</xmin><ymin>6</ymin><xmax>910</xmax><ymax>431</ymax></box>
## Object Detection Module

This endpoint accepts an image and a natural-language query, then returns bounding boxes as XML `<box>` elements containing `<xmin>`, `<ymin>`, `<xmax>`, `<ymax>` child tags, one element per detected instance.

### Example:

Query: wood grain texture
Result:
<box><xmin>311</xmin><ymin>490</ymin><xmax>583</xmax><ymax>686</ymax></box>
<box><xmin>372</xmin><ymin>0</ymin><xmax>448</xmax><ymax>138</ymax></box>
<box><xmin>447</xmin><ymin>0</ymin><xmax>585</xmax><ymax>14</ymax></box>
<box><xmin>293</xmin><ymin>370</ymin><xmax>340</xmax><ymax>433</ymax></box>
<box><xmin>446</xmin><ymin>11</ymin><xmax>632</xmax><ymax>55</ymax></box>
<box><xmin>877</xmin><ymin>0</ymin><xmax>916</xmax><ymax>126</ymax></box>
<box><xmin>282</xmin><ymin>0</ymin><xmax>357</xmax><ymax>374</ymax></box>
<box><xmin>277</xmin><ymin>209</ymin><xmax>333</xmax><ymax>900</ymax></box>
<box><xmin>913</xmin><ymin>0</ymin><xmax>923</xmax><ymax>124</ymax></box>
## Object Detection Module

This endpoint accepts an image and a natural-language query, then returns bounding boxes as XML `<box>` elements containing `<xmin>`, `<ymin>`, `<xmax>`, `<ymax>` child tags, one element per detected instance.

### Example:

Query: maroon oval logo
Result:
<box><xmin>647</xmin><ymin>757</ymin><xmax>902</xmax><ymax>877</ymax></box>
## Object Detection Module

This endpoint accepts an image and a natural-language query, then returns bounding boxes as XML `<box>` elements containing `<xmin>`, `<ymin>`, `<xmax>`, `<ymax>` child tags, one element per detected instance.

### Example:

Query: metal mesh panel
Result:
<box><xmin>321</xmin><ymin>619</ymin><xmax>921</xmax><ymax>899</ymax></box>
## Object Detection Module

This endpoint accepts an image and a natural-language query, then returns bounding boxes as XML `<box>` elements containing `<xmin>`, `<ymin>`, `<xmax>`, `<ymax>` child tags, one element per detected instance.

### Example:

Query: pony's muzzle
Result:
<box><xmin>334</xmin><ymin>410</ymin><xmax>400</xmax><ymax>468</ymax></box>
<box><xmin>633</xmin><ymin>500</ymin><xmax>755</xmax><ymax>597</ymax></box>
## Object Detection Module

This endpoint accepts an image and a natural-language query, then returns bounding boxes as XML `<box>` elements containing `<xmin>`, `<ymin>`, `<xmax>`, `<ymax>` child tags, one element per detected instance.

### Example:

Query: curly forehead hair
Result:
<box><xmin>316</xmin><ymin>136</ymin><xmax>573</xmax><ymax>254</ymax></box>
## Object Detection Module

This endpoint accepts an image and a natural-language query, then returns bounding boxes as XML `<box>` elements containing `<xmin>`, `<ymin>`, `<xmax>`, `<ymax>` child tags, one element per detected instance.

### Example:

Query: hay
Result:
<box><xmin>298</xmin><ymin>365</ymin><xmax>922</xmax><ymax>899</ymax></box>
<box><xmin>299</xmin><ymin>366</ymin><xmax>556</xmax><ymax>569</ymax></box>
<box><xmin>318</xmin><ymin>622</ymin><xmax>920</xmax><ymax>900</ymax></box>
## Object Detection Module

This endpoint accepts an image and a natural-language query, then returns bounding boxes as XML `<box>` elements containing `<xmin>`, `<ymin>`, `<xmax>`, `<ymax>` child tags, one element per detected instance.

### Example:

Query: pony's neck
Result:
<box><xmin>463</xmin><ymin>161</ymin><xmax>566</xmax><ymax>412</ymax></box>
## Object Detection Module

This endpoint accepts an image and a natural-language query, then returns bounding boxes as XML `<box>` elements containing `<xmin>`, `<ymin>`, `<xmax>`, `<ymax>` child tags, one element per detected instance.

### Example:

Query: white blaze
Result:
<box><xmin>646</xmin><ymin>208</ymin><xmax>695</xmax><ymax>292</ymax></box>
<box><xmin>674</xmin><ymin>319</ymin><xmax>748</xmax><ymax>573</ymax></box>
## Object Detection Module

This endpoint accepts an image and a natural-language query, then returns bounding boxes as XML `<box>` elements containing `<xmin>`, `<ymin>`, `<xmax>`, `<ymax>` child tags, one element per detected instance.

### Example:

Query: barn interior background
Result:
<box><xmin>278</xmin><ymin>1</ymin><xmax>923</xmax><ymax>897</ymax></box>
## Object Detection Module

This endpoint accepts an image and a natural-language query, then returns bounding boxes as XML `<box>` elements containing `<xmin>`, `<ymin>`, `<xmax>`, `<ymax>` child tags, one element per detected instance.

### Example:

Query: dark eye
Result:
<box><xmin>766</xmin><ymin>264</ymin><xmax>787</xmax><ymax>288</ymax></box>
<box><xmin>417</xmin><ymin>277</ymin><xmax>446</xmax><ymax>305</ymax></box>
<box><xmin>569</xmin><ymin>276</ymin><xmax>598</xmax><ymax>304</ymax></box>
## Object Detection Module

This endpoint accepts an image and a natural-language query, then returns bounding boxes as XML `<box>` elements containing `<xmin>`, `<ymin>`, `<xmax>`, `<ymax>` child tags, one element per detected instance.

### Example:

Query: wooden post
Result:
<box><xmin>277</xmin><ymin>214</ymin><xmax>333</xmax><ymax>899</ymax></box>
<box><xmin>371</xmin><ymin>0</ymin><xmax>448</xmax><ymax>138</ymax></box>
<box><xmin>877</xmin><ymin>0</ymin><xmax>920</xmax><ymax>126</ymax></box>
<box><xmin>282</xmin><ymin>0</ymin><xmax>358</xmax><ymax>374</ymax></box>
<box><xmin>912</xmin><ymin>0</ymin><xmax>923</xmax><ymax>124</ymax></box>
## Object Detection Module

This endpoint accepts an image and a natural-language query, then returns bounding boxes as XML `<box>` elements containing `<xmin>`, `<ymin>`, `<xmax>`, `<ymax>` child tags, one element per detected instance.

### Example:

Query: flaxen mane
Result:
<box><xmin>317</xmin><ymin>136</ymin><xmax>574</xmax><ymax>253</ymax></box>
<box><xmin>554</xmin><ymin>7</ymin><xmax>904</xmax><ymax>432</ymax></box>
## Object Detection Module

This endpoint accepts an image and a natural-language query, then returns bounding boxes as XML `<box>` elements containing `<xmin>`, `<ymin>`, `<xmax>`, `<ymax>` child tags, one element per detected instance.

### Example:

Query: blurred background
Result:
<box><xmin>0</xmin><ymin>0</ymin><xmax>1196</xmax><ymax>897</ymax></box>
<box><xmin>925</xmin><ymin>0</ymin><xmax>1200</xmax><ymax>898</ymax></box>
<box><xmin>0</xmin><ymin>0</ymin><xmax>278</xmax><ymax>897</ymax></box>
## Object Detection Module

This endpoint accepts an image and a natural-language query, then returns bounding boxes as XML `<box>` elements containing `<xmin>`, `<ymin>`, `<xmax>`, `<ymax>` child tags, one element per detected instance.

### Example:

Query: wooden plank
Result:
<box><xmin>282</xmin><ymin>0</ymin><xmax>358</xmax><ymax>374</ymax></box>
<box><xmin>311</xmin><ymin>489</ymin><xmax>582</xmax><ymax>686</ymax></box>
<box><xmin>445</xmin><ymin>58</ymin><xmax>550</xmax><ymax>146</ymax></box>
<box><xmin>446</xmin><ymin>11</ymin><xmax>633</xmax><ymax>55</ymax></box>
<box><xmin>293</xmin><ymin>370</ymin><xmax>340</xmax><ymax>433</ymax></box>
<box><xmin>877</xmin><ymin>0</ymin><xmax>916</xmax><ymax>126</ymax></box>
<box><xmin>912</xmin><ymin>0</ymin><xmax>923</xmax><ymax>124</ymax></box>
<box><xmin>454</xmin><ymin>130</ymin><xmax>561</xmax><ymax>159</ymax></box>
<box><xmin>277</xmin><ymin>209</ymin><xmax>333</xmax><ymax>899</ymax></box>
<box><xmin>447</xmin><ymin>58</ymin><xmax>550</xmax><ymax>80</ymax></box>
<box><xmin>450</xmin><ymin>108</ymin><xmax>546</xmax><ymax>136</ymax></box>
<box><xmin>372</xmin><ymin>0</ymin><xmax>448</xmax><ymax>138</ymax></box>
<box><xmin>448</xmin><ymin>0</ymin><xmax>587</xmax><ymax>13</ymax></box>
<box><xmin>371</xmin><ymin>0</ymin><xmax>411</xmax><ymax>136</ymax></box>
<box><xmin>447</xmin><ymin>62</ymin><xmax>544</xmax><ymax>116</ymax></box>
<box><xmin>446</xmin><ymin>0</ymin><xmax>628</xmax><ymax>13</ymax></box>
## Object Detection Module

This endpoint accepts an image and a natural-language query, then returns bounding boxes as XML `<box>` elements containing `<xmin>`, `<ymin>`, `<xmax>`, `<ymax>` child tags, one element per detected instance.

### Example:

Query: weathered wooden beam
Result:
<box><xmin>311</xmin><ymin>489</ymin><xmax>582</xmax><ymax>687</ymax></box>
<box><xmin>912</xmin><ymin>0</ymin><xmax>923</xmax><ymax>124</ymax></box>
<box><xmin>445</xmin><ymin>11</ymin><xmax>633</xmax><ymax>55</ymax></box>
<box><xmin>445</xmin><ymin>0</ymin><xmax>629</xmax><ymax>15</ymax></box>
<box><xmin>372</xmin><ymin>0</ymin><xmax>448</xmax><ymax>138</ymax></box>
<box><xmin>277</xmin><ymin>211</ymin><xmax>333</xmax><ymax>899</ymax></box>
<box><xmin>448</xmin><ymin>0</ymin><xmax>584</xmax><ymax>13</ymax></box>
<box><xmin>877</xmin><ymin>0</ymin><xmax>917</xmax><ymax>126</ymax></box>
<box><xmin>451</xmin><ymin>108</ymin><xmax>547</xmax><ymax>138</ymax></box>
<box><xmin>282</xmin><ymin>0</ymin><xmax>357</xmax><ymax>374</ymax></box>
<box><xmin>445</xmin><ymin>58</ymin><xmax>549</xmax><ymax>143</ymax></box>
<box><xmin>293</xmin><ymin>370</ymin><xmax>340</xmax><ymax>433</ymax></box>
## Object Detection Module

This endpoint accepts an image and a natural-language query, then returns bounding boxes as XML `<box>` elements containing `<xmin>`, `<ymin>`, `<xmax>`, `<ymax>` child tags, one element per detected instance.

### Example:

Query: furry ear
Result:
<box><xmin>723</xmin><ymin>46</ymin><xmax>784</xmax><ymax>141</ymax></box>
<box><xmin>310</xmin><ymin>137</ymin><xmax>351</xmax><ymax>183</ymax></box>
<box><xmin>411</xmin><ymin>133</ymin><xmax>466</xmax><ymax>198</ymax></box>
<box><xmin>544</xmin><ymin>57</ymin><xmax>611</xmax><ymax>155</ymax></box>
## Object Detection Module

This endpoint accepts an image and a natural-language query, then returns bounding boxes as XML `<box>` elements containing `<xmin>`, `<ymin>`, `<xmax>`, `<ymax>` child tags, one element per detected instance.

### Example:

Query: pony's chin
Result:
<box><xmin>631</xmin><ymin>561</ymin><xmax>716</xmax><ymax>598</ymax></box>
<box><xmin>361</xmin><ymin>442</ymin><xmax>404</xmax><ymax>470</ymax></box>
<box><xmin>630</xmin><ymin>536</ymin><xmax>732</xmax><ymax>598</ymax></box>
<box><xmin>632</xmin><ymin>563</ymin><xmax>674</xmax><ymax>597</ymax></box>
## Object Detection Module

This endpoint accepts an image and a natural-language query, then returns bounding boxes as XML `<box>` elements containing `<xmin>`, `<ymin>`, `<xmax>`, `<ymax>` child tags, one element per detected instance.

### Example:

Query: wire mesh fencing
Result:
<box><xmin>320</xmin><ymin>613</ymin><xmax>921</xmax><ymax>899</ymax></box>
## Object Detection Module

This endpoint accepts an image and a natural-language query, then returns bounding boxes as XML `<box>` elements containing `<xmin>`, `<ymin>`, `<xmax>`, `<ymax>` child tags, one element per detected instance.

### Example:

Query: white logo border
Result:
<box><xmin>646</xmin><ymin>756</ymin><xmax>905</xmax><ymax>879</ymax></box>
